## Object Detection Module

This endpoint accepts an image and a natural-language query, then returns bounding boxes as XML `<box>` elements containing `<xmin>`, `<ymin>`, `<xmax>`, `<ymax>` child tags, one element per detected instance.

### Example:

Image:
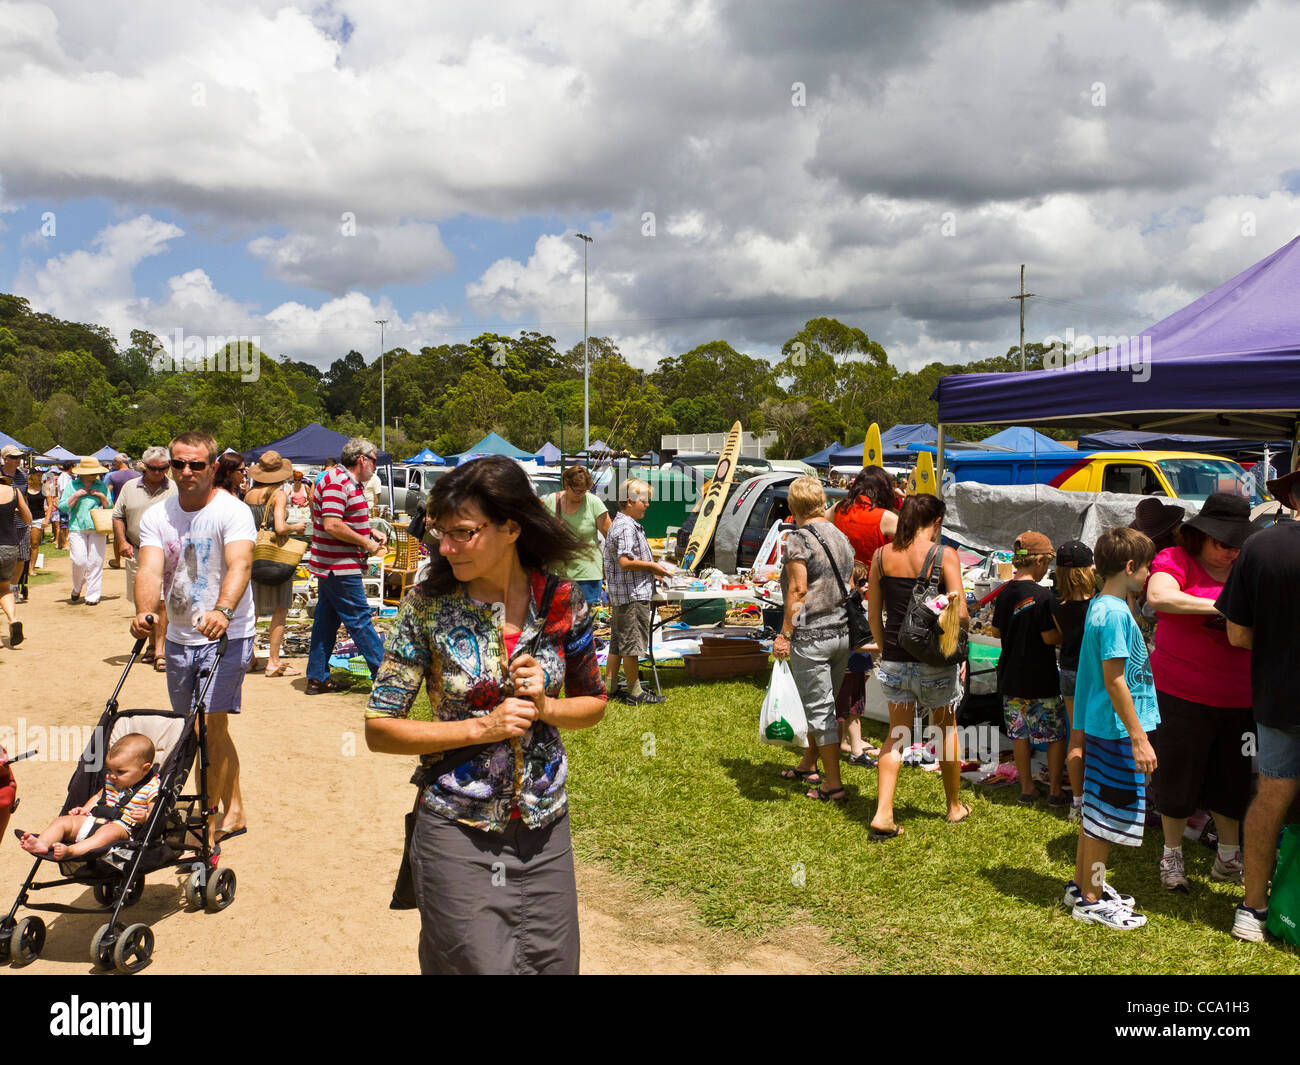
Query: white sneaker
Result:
<box><xmin>1231</xmin><ymin>904</ymin><xmax>1267</xmax><ymax>943</ymax></box>
<box><xmin>1072</xmin><ymin>898</ymin><xmax>1147</xmax><ymax>929</ymax></box>
<box><xmin>1211</xmin><ymin>851</ymin><xmax>1244</xmax><ymax>885</ymax></box>
<box><xmin>1160</xmin><ymin>849</ymin><xmax>1190</xmax><ymax>893</ymax></box>
<box><xmin>1063</xmin><ymin>879</ymin><xmax>1137</xmax><ymax>909</ymax></box>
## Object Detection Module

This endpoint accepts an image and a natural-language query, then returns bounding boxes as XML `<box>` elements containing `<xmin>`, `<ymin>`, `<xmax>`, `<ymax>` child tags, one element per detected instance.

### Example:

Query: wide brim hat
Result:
<box><xmin>71</xmin><ymin>457</ymin><xmax>110</xmax><ymax>477</ymax></box>
<box><xmin>1266</xmin><ymin>464</ymin><xmax>1300</xmax><ymax>508</ymax></box>
<box><xmin>250</xmin><ymin>450</ymin><xmax>293</xmax><ymax>484</ymax></box>
<box><xmin>1183</xmin><ymin>492</ymin><xmax>1258</xmax><ymax>548</ymax></box>
<box><xmin>1129</xmin><ymin>497</ymin><xmax>1185</xmax><ymax>540</ymax></box>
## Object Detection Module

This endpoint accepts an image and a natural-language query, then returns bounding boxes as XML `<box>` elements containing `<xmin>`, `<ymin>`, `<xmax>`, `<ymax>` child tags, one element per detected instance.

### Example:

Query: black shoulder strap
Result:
<box><xmin>804</xmin><ymin>524</ymin><xmax>851</xmax><ymax>601</ymax></box>
<box><xmin>527</xmin><ymin>574</ymin><xmax>561</xmax><ymax>658</ymax></box>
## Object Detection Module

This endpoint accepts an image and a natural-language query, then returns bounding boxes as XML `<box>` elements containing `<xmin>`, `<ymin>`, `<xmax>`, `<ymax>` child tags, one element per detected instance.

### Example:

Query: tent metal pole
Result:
<box><xmin>937</xmin><ymin>425</ymin><xmax>946</xmax><ymax>492</ymax></box>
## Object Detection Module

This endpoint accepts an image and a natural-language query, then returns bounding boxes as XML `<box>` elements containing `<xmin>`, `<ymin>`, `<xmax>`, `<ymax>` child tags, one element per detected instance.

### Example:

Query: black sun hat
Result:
<box><xmin>1183</xmin><ymin>492</ymin><xmax>1257</xmax><ymax>549</ymax></box>
<box><xmin>1129</xmin><ymin>498</ymin><xmax>1185</xmax><ymax>541</ymax></box>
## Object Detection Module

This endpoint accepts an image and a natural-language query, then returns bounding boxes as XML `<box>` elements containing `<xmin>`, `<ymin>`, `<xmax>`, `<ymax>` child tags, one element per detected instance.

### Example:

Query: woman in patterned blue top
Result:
<box><xmin>366</xmin><ymin>456</ymin><xmax>607</xmax><ymax>974</ymax></box>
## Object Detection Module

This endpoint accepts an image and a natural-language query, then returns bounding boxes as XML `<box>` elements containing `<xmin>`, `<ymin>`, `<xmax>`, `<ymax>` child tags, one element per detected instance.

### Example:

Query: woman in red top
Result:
<box><xmin>832</xmin><ymin>467</ymin><xmax>898</xmax><ymax>565</ymax></box>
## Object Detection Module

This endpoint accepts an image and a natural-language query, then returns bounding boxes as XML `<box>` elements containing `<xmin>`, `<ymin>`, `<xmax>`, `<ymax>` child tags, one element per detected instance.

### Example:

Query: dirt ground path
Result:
<box><xmin>1</xmin><ymin>553</ymin><xmax>849</xmax><ymax>974</ymax></box>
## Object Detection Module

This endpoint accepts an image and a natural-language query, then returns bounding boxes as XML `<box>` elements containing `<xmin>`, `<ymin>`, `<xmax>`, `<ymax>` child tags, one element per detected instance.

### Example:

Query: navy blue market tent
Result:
<box><xmin>37</xmin><ymin>444</ymin><xmax>78</xmax><ymax>463</ymax></box>
<box><xmin>800</xmin><ymin>441</ymin><xmax>845</xmax><ymax>467</ymax></box>
<box><xmin>934</xmin><ymin>235</ymin><xmax>1300</xmax><ymax>438</ymax></box>
<box><xmin>0</xmin><ymin>430</ymin><xmax>31</xmax><ymax>454</ymax></box>
<box><xmin>245</xmin><ymin>423</ymin><xmax>393</xmax><ymax>466</ymax></box>
<box><xmin>829</xmin><ymin>424</ymin><xmax>938</xmax><ymax>465</ymax></box>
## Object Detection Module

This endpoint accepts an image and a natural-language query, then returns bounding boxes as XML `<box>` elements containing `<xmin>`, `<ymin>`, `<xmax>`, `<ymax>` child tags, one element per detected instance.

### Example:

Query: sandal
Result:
<box><xmin>141</xmin><ymin>649</ymin><xmax>156</xmax><ymax>664</ymax></box>
<box><xmin>847</xmin><ymin>751</ymin><xmax>877</xmax><ymax>768</ymax></box>
<box><xmin>869</xmin><ymin>825</ymin><xmax>905</xmax><ymax>842</ymax></box>
<box><xmin>153</xmin><ymin>658</ymin><xmax>168</xmax><ymax>673</ymax></box>
<box><xmin>305</xmin><ymin>676</ymin><xmax>353</xmax><ymax>695</ymax></box>
<box><xmin>265</xmin><ymin>664</ymin><xmax>302</xmax><ymax>678</ymax></box>
<box><xmin>805</xmin><ymin>786</ymin><xmax>847</xmax><ymax>804</ymax></box>
<box><xmin>779</xmin><ymin>767</ymin><xmax>821</xmax><ymax>784</ymax></box>
<box><xmin>946</xmin><ymin>801</ymin><xmax>973</xmax><ymax>824</ymax></box>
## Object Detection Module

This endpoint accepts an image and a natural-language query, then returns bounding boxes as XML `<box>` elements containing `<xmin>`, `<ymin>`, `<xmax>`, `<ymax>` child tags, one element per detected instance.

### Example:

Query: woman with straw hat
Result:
<box><xmin>244</xmin><ymin>450</ymin><xmax>308</xmax><ymax>676</ymax></box>
<box><xmin>57</xmin><ymin>456</ymin><xmax>111</xmax><ymax>606</ymax></box>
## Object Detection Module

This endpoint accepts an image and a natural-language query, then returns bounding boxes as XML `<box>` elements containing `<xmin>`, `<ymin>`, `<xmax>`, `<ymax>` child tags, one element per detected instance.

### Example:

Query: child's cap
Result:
<box><xmin>1012</xmin><ymin>531</ymin><xmax>1053</xmax><ymax>558</ymax></box>
<box><xmin>1056</xmin><ymin>540</ymin><xmax>1093</xmax><ymax>567</ymax></box>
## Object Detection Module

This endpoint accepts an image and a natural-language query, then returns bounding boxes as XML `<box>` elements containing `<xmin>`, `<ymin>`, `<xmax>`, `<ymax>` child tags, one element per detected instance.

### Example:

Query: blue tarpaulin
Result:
<box><xmin>934</xmin><ymin>236</ymin><xmax>1300</xmax><ymax>437</ymax></box>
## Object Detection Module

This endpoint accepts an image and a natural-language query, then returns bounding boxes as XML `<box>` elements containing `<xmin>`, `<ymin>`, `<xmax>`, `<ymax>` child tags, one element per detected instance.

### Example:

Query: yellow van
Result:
<box><xmin>1049</xmin><ymin>451</ymin><xmax>1268</xmax><ymax>504</ymax></box>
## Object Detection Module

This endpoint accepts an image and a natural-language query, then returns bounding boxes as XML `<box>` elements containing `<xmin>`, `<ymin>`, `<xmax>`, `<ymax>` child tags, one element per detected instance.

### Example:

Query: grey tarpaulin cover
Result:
<box><xmin>940</xmin><ymin>482</ymin><xmax>1203</xmax><ymax>555</ymax></box>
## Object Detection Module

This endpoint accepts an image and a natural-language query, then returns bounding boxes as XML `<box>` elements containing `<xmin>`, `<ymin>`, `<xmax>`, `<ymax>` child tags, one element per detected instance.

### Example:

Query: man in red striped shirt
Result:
<box><xmin>305</xmin><ymin>437</ymin><xmax>388</xmax><ymax>695</ymax></box>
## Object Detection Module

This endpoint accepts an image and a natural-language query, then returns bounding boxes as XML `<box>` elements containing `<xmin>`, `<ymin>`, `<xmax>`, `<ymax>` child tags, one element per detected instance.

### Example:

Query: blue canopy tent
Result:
<box><xmin>535</xmin><ymin>441</ymin><xmax>562</xmax><ymax>464</ymax></box>
<box><xmin>403</xmin><ymin>447</ymin><xmax>445</xmax><ymax>465</ymax></box>
<box><xmin>934</xmin><ymin>237</ymin><xmax>1300</xmax><ymax>480</ymax></box>
<box><xmin>976</xmin><ymin>426</ymin><xmax>1076</xmax><ymax>454</ymax></box>
<box><xmin>245</xmin><ymin>423</ymin><xmax>393</xmax><ymax>466</ymax></box>
<box><xmin>800</xmin><ymin>441</ymin><xmax>845</xmax><ymax>467</ymax></box>
<box><xmin>37</xmin><ymin>444</ymin><xmax>78</xmax><ymax>463</ymax></box>
<box><xmin>445</xmin><ymin>432</ymin><xmax>539</xmax><ymax>465</ymax></box>
<box><xmin>828</xmin><ymin>424</ymin><xmax>939</xmax><ymax>465</ymax></box>
<box><xmin>92</xmin><ymin>445</ymin><xmax>120</xmax><ymax>463</ymax></box>
<box><xmin>0</xmin><ymin>430</ymin><xmax>31</xmax><ymax>454</ymax></box>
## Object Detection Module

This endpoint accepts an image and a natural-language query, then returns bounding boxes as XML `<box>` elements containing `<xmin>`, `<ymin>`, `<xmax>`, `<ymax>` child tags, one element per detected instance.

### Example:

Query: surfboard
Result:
<box><xmin>862</xmin><ymin>423</ymin><xmax>883</xmax><ymax>469</ymax></box>
<box><xmin>679</xmin><ymin>421</ymin><xmax>744</xmax><ymax>572</ymax></box>
<box><xmin>913</xmin><ymin>450</ymin><xmax>938</xmax><ymax>497</ymax></box>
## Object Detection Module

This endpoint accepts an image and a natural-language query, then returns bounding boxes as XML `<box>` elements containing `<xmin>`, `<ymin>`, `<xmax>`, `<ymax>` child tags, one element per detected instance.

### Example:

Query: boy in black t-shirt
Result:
<box><xmin>991</xmin><ymin>531</ymin><xmax>1067</xmax><ymax>806</ymax></box>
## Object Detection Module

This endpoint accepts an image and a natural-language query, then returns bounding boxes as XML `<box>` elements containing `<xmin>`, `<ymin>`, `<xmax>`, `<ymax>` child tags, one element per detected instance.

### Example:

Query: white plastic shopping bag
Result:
<box><xmin>759</xmin><ymin>660</ymin><xmax>808</xmax><ymax>749</ymax></box>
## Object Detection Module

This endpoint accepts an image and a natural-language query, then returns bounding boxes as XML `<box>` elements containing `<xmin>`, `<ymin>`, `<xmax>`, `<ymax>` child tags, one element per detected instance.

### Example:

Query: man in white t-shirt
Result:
<box><xmin>131</xmin><ymin>431</ymin><xmax>256</xmax><ymax>849</ymax></box>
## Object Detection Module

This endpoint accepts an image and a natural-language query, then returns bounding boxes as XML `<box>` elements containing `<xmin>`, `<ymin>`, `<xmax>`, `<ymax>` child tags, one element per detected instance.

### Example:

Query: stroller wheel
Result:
<box><xmin>93</xmin><ymin>882</ymin><xmax>114</xmax><ymax>907</ymax></box>
<box><xmin>184</xmin><ymin>870</ymin><xmax>205</xmax><ymax>909</ymax></box>
<box><xmin>113</xmin><ymin>924</ymin><xmax>154</xmax><ymax>974</ymax></box>
<box><xmin>0</xmin><ymin>917</ymin><xmax>15</xmax><ymax>964</ymax></box>
<box><xmin>13</xmin><ymin>916</ymin><xmax>46</xmax><ymax>966</ymax></box>
<box><xmin>94</xmin><ymin>876</ymin><xmax>144</xmax><ymax>909</ymax></box>
<box><xmin>204</xmin><ymin>867</ymin><xmax>236</xmax><ymax>912</ymax></box>
<box><xmin>90</xmin><ymin>923</ymin><xmax>119</xmax><ymax>970</ymax></box>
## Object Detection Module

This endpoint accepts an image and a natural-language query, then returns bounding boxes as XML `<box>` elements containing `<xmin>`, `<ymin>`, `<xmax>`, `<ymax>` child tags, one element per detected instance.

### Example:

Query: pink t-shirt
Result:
<box><xmin>1149</xmin><ymin>546</ymin><xmax>1252</xmax><ymax>708</ymax></box>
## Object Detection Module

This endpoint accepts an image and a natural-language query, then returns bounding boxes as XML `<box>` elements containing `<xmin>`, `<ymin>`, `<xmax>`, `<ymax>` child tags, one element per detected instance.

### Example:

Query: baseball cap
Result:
<box><xmin>1056</xmin><ymin>539</ymin><xmax>1093</xmax><ymax>567</ymax></box>
<box><xmin>1012</xmin><ymin>530</ymin><xmax>1053</xmax><ymax>558</ymax></box>
<box><xmin>0</xmin><ymin>445</ymin><xmax>23</xmax><ymax>459</ymax></box>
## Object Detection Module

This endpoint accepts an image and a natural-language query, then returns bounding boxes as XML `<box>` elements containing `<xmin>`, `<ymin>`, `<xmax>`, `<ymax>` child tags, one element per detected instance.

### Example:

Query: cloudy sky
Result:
<box><xmin>2</xmin><ymin>0</ymin><xmax>1299</xmax><ymax>373</ymax></box>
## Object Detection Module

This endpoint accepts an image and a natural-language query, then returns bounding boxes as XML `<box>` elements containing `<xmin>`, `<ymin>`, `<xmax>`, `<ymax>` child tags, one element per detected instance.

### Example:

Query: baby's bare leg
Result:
<box><xmin>19</xmin><ymin>814</ymin><xmax>89</xmax><ymax>855</ymax></box>
<box><xmin>51</xmin><ymin>821</ymin><xmax>128</xmax><ymax>860</ymax></box>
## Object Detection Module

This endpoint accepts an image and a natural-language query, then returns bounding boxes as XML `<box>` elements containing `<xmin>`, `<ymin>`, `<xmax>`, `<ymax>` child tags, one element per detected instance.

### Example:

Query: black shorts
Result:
<box><xmin>1150</xmin><ymin>691</ymin><xmax>1256</xmax><ymax>822</ymax></box>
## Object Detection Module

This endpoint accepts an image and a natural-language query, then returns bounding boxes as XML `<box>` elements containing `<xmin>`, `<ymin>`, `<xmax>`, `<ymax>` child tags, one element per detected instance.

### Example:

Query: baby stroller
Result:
<box><xmin>0</xmin><ymin>623</ymin><xmax>237</xmax><ymax>973</ymax></box>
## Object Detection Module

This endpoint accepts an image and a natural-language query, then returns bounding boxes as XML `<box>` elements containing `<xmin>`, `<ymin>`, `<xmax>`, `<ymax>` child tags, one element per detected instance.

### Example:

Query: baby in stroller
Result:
<box><xmin>16</xmin><ymin>734</ymin><xmax>159</xmax><ymax>861</ymax></box>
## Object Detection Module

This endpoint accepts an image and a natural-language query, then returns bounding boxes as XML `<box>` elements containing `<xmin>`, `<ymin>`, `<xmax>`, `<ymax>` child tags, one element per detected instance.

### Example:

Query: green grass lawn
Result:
<box><xmin>559</xmin><ymin>662</ymin><xmax>1300</xmax><ymax>975</ymax></box>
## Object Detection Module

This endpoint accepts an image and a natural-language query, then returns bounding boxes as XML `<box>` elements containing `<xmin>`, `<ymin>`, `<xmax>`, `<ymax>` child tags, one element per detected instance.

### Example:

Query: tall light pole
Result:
<box><xmin>574</xmin><ymin>233</ymin><xmax>593</xmax><ymax>451</ymax></box>
<box><xmin>375</xmin><ymin>318</ymin><xmax>388</xmax><ymax>452</ymax></box>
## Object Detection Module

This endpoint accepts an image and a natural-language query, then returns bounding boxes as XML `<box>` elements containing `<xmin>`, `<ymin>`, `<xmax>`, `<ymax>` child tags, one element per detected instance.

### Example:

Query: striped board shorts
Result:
<box><xmin>1081</xmin><ymin>733</ymin><xmax>1146</xmax><ymax>848</ymax></box>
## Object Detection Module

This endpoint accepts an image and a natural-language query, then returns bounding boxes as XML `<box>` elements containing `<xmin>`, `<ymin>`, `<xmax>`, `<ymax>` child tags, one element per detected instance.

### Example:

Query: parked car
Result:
<box><xmin>377</xmin><ymin>464</ymin><xmax>450</xmax><ymax>515</ymax></box>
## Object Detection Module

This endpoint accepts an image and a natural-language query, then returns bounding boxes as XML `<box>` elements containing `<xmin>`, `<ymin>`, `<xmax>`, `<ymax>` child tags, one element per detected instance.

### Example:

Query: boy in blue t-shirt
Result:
<box><xmin>1065</xmin><ymin>527</ymin><xmax>1159</xmax><ymax>930</ymax></box>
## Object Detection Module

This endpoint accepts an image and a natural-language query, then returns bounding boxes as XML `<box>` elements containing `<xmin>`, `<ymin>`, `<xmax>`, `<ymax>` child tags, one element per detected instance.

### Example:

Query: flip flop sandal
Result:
<box><xmin>141</xmin><ymin>649</ymin><xmax>155</xmax><ymax>663</ymax></box>
<box><xmin>805</xmin><ymin>786</ymin><xmax>847</xmax><ymax>803</ymax></box>
<box><xmin>215</xmin><ymin>826</ymin><xmax>247</xmax><ymax>844</ymax></box>
<box><xmin>946</xmin><ymin>801</ymin><xmax>973</xmax><ymax>824</ymax></box>
<box><xmin>869</xmin><ymin>825</ymin><xmax>904</xmax><ymax>842</ymax></box>
<box><xmin>153</xmin><ymin>659</ymin><xmax>168</xmax><ymax>672</ymax></box>
<box><xmin>779</xmin><ymin>768</ymin><xmax>821</xmax><ymax>783</ymax></box>
<box><xmin>847</xmin><ymin>752</ymin><xmax>877</xmax><ymax>768</ymax></box>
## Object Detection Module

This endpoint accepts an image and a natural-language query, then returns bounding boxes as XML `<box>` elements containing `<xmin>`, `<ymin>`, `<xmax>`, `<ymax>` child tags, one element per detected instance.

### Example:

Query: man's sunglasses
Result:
<box><xmin>144</xmin><ymin>464</ymin><xmax>170</xmax><ymax>472</ymax></box>
<box><xmin>170</xmin><ymin>459</ymin><xmax>209</xmax><ymax>472</ymax></box>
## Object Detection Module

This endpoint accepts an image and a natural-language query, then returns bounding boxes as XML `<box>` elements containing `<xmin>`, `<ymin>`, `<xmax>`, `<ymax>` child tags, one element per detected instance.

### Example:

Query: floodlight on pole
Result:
<box><xmin>574</xmin><ymin>233</ymin><xmax>593</xmax><ymax>451</ymax></box>
<box><xmin>375</xmin><ymin>319</ymin><xmax>388</xmax><ymax>452</ymax></box>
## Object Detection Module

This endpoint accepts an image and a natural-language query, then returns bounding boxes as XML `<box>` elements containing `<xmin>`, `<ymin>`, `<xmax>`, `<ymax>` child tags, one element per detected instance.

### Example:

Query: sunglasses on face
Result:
<box><xmin>144</xmin><ymin>464</ymin><xmax>170</xmax><ymax>472</ymax></box>
<box><xmin>170</xmin><ymin>459</ymin><xmax>209</xmax><ymax>472</ymax></box>
<box><xmin>429</xmin><ymin>520</ymin><xmax>492</xmax><ymax>542</ymax></box>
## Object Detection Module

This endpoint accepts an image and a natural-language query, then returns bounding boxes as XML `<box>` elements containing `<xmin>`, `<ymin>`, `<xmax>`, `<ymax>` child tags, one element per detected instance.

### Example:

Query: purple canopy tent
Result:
<box><xmin>933</xmin><ymin>236</ymin><xmax>1300</xmax><ymax>476</ymax></box>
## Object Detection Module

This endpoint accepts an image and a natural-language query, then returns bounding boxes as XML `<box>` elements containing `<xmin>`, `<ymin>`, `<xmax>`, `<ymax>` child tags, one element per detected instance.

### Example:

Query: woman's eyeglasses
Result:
<box><xmin>429</xmin><ymin>520</ymin><xmax>492</xmax><ymax>542</ymax></box>
<box><xmin>170</xmin><ymin>459</ymin><xmax>209</xmax><ymax>472</ymax></box>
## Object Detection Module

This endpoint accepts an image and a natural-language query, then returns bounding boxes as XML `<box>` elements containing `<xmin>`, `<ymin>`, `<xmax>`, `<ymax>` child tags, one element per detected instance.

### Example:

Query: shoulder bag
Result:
<box><xmin>391</xmin><ymin>574</ymin><xmax>561</xmax><ymax>909</ymax></box>
<box><xmin>897</xmin><ymin>543</ymin><xmax>968</xmax><ymax>667</ymax></box>
<box><xmin>804</xmin><ymin>524</ymin><xmax>872</xmax><ymax>648</ymax></box>
<box><xmin>251</xmin><ymin>497</ymin><xmax>307</xmax><ymax>585</ymax></box>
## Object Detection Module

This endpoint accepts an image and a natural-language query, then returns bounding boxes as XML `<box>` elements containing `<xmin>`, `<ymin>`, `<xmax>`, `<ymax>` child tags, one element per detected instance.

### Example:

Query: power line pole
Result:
<box><xmin>575</xmin><ymin>233</ymin><xmax>593</xmax><ymax>451</ymax></box>
<box><xmin>375</xmin><ymin>318</ymin><xmax>388</xmax><ymax>451</ymax></box>
<box><xmin>1010</xmin><ymin>264</ymin><xmax>1035</xmax><ymax>371</ymax></box>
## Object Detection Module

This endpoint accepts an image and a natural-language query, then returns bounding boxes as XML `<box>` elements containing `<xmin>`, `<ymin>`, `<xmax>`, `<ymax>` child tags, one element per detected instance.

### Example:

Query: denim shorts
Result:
<box><xmin>1257</xmin><ymin>721</ymin><xmax>1300</xmax><ymax>780</ymax></box>
<box><xmin>1059</xmin><ymin>668</ymin><xmax>1077</xmax><ymax>700</ymax></box>
<box><xmin>166</xmin><ymin>636</ymin><xmax>253</xmax><ymax>715</ymax></box>
<box><xmin>875</xmin><ymin>659</ymin><xmax>962</xmax><ymax>710</ymax></box>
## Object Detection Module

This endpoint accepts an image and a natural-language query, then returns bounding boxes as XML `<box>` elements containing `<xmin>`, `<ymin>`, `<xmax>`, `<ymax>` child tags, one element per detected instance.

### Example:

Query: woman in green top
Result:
<box><xmin>543</xmin><ymin>465</ymin><xmax>612</xmax><ymax>606</ymax></box>
<box><xmin>57</xmin><ymin>456</ymin><xmax>111</xmax><ymax>606</ymax></box>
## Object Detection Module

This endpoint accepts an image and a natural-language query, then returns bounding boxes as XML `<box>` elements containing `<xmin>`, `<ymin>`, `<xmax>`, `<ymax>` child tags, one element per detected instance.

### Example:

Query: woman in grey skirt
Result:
<box><xmin>366</xmin><ymin>456</ymin><xmax>607</xmax><ymax>975</ymax></box>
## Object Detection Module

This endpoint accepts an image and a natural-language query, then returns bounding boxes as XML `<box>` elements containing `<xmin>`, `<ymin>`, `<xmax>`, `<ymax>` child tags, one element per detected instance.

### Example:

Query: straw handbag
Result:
<box><xmin>90</xmin><ymin>507</ymin><xmax>114</xmax><ymax>535</ymax></box>
<box><xmin>251</xmin><ymin>503</ymin><xmax>307</xmax><ymax>585</ymax></box>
